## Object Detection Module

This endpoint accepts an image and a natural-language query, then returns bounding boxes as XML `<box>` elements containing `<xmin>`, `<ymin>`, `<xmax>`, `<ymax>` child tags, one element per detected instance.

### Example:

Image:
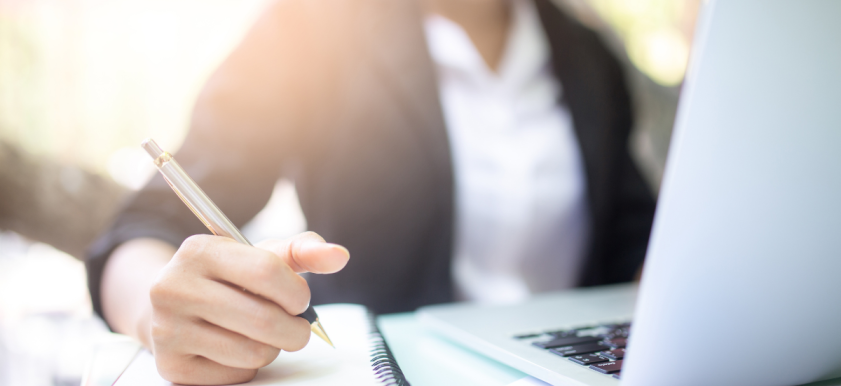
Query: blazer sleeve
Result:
<box><xmin>85</xmin><ymin>1</ymin><xmax>318</xmax><ymax>323</ymax></box>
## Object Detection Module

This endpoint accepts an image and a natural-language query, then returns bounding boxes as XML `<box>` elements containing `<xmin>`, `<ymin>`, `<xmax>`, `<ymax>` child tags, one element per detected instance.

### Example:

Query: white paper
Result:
<box><xmin>115</xmin><ymin>304</ymin><xmax>384</xmax><ymax>386</ymax></box>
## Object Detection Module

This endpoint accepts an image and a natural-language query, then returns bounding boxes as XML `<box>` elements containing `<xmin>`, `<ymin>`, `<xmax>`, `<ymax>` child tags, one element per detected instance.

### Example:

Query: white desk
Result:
<box><xmin>85</xmin><ymin>313</ymin><xmax>841</xmax><ymax>386</ymax></box>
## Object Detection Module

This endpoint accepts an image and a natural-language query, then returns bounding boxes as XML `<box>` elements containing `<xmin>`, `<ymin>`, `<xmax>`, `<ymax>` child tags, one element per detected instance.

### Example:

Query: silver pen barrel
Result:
<box><xmin>141</xmin><ymin>138</ymin><xmax>251</xmax><ymax>245</ymax></box>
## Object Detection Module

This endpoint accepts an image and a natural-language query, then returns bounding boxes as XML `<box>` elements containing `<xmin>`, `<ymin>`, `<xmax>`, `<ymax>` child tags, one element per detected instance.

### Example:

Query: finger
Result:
<box><xmin>188</xmin><ymin>279</ymin><xmax>311</xmax><ymax>351</ymax></box>
<box><xmin>184</xmin><ymin>319</ymin><xmax>282</xmax><ymax>370</ymax></box>
<box><xmin>155</xmin><ymin>350</ymin><xmax>257</xmax><ymax>385</ymax></box>
<box><xmin>256</xmin><ymin>232</ymin><xmax>350</xmax><ymax>274</ymax></box>
<box><xmin>177</xmin><ymin>235</ymin><xmax>312</xmax><ymax>315</ymax></box>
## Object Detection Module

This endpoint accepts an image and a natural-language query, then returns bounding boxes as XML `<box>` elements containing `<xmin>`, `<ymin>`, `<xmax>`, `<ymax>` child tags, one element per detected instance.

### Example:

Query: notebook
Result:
<box><xmin>113</xmin><ymin>304</ymin><xmax>409</xmax><ymax>386</ymax></box>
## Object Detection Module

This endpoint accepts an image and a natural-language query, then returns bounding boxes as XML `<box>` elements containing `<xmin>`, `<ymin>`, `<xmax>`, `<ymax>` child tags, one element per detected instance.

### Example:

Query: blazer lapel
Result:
<box><xmin>535</xmin><ymin>0</ymin><xmax>612</xmax><ymax>222</ymax></box>
<box><xmin>355</xmin><ymin>0</ymin><xmax>452</xmax><ymax>177</ymax></box>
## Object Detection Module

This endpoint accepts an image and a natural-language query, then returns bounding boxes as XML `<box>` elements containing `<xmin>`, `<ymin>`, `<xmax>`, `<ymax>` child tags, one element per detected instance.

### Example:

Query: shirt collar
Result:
<box><xmin>424</xmin><ymin>0</ymin><xmax>551</xmax><ymax>91</ymax></box>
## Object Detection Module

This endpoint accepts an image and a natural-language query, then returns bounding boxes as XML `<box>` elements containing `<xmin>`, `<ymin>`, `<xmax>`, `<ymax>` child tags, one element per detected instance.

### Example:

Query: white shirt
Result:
<box><xmin>424</xmin><ymin>0</ymin><xmax>591</xmax><ymax>303</ymax></box>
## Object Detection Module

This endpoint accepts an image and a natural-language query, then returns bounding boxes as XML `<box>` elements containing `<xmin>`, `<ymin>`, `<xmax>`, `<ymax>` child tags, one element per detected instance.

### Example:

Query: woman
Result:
<box><xmin>87</xmin><ymin>0</ymin><xmax>655</xmax><ymax>383</ymax></box>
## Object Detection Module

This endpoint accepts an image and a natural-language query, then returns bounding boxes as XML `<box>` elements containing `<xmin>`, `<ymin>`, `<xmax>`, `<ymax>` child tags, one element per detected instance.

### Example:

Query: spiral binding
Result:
<box><xmin>368</xmin><ymin>314</ymin><xmax>410</xmax><ymax>386</ymax></box>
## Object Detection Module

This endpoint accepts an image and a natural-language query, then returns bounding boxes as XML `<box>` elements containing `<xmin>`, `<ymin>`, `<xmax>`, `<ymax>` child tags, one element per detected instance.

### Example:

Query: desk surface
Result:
<box><xmin>87</xmin><ymin>312</ymin><xmax>841</xmax><ymax>386</ymax></box>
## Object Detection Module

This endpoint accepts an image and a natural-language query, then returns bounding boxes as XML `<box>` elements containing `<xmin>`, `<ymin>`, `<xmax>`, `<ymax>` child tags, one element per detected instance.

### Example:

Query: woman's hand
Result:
<box><xmin>145</xmin><ymin>232</ymin><xmax>349</xmax><ymax>385</ymax></box>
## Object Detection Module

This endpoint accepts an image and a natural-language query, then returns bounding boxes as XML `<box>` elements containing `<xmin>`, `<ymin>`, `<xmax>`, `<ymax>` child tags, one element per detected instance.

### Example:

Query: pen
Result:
<box><xmin>141</xmin><ymin>138</ymin><xmax>334</xmax><ymax>348</ymax></box>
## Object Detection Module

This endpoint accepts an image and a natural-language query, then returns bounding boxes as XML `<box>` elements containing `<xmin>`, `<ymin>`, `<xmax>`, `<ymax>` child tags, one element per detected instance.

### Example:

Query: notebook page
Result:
<box><xmin>115</xmin><ymin>304</ymin><xmax>382</xmax><ymax>386</ymax></box>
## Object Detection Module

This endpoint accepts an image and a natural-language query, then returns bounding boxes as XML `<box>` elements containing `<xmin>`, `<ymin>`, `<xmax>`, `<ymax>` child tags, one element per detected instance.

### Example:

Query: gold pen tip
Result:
<box><xmin>311</xmin><ymin>319</ymin><xmax>334</xmax><ymax>348</ymax></box>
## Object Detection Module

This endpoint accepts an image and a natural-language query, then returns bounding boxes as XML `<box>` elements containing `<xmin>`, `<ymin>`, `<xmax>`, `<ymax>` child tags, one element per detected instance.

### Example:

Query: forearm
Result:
<box><xmin>101</xmin><ymin>238</ymin><xmax>175</xmax><ymax>349</ymax></box>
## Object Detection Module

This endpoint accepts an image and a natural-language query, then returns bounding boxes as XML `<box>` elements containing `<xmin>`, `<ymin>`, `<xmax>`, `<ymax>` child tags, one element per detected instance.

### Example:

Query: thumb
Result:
<box><xmin>256</xmin><ymin>232</ymin><xmax>350</xmax><ymax>274</ymax></box>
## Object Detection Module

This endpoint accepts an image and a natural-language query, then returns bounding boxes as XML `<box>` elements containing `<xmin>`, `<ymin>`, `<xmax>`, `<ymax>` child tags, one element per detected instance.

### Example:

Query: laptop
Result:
<box><xmin>417</xmin><ymin>1</ymin><xmax>841</xmax><ymax>385</ymax></box>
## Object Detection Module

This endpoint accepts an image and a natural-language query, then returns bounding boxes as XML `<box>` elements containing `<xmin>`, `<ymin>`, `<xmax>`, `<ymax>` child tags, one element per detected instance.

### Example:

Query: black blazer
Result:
<box><xmin>87</xmin><ymin>0</ymin><xmax>655</xmax><ymax>317</ymax></box>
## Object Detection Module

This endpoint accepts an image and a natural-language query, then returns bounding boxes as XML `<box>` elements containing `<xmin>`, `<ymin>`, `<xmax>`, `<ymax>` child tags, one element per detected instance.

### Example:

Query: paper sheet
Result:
<box><xmin>115</xmin><ymin>304</ymin><xmax>385</xmax><ymax>386</ymax></box>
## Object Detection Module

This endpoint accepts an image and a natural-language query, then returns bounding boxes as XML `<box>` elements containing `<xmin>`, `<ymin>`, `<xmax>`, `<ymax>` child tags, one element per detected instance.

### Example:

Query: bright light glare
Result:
<box><xmin>0</xmin><ymin>0</ymin><xmax>270</xmax><ymax>173</ymax></box>
<box><xmin>0</xmin><ymin>241</ymin><xmax>90</xmax><ymax>323</ymax></box>
<box><xmin>627</xmin><ymin>27</ymin><xmax>690</xmax><ymax>86</ymax></box>
<box><xmin>588</xmin><ymin>0</ymin><xmax>700</xmax><ymax>86</ymax></box>
<box><xmin>107</xmin><ymin>146</ymin><xmax>156</xmax><ymax>190</ymax></box>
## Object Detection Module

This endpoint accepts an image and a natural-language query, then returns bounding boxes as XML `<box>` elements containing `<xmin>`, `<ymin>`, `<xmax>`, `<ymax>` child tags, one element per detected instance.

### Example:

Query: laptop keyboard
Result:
<box><xmin>515</xmin><ymin>322</ymin><xmax>631</xmax><ymax>380</ymax></box>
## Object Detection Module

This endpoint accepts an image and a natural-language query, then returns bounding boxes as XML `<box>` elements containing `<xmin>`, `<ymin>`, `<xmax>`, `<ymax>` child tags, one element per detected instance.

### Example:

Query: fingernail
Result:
<box><xmin>326</xmin><ymin>244</ymin><xmax>349</xmax><ymax>255</ymax></box>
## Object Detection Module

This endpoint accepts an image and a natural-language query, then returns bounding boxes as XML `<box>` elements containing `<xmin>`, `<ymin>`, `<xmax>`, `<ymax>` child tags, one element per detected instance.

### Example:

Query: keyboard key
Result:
<box><xmin>545</xmin><ymin>329</ymin><xmax>577</xmax><ymax>338</ymax></box>
<box><xmin>580</xmin><ymin>327</ymin><xmax>615</xmax><ymax>338</ymax></box>
<box><xmin>532</xmin><ymin>336</ymin><xmax>600</xmax><ymax>349</ymax></box>
<box><xmin>549</xmin><ymin>342</ymin><xmax>611</xmax><ymax>357</ymax></box>
<box><xmin>589</xmin><ymin>360</ymin><xmax>623</xmax><ymax>374</ymax></box>
<box><xmin>568</xmin><ymin>354</ymin><xmax>609</xmax><ymax>365</ymax></box>
<box><xmin>604</xmin><ymin>329</ymin><xmax>629</xmax><ymax>338</ymax></box>
<box><xmin>604</xmin><ymin>338</ymin><xmax>627</xmax><ymax>348</ymax></box>
<box><xmin>600</xmin><ymin>348</ymin><xmax>625</xmax><ymax>360</ymax></box>
<box><xmin>513</xmin><ymin>333</ymin><xmax>541</xmax><ymax>339</ymax></box>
